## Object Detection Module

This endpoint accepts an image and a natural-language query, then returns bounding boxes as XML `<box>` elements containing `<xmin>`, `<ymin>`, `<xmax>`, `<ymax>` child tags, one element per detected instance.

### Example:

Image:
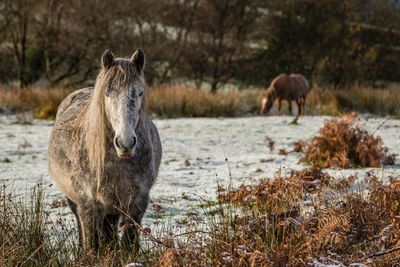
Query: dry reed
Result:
<box><xmin>1</xmin><ymin>84</ymin><xmax>399</xmax><ymax>119</ymax></box>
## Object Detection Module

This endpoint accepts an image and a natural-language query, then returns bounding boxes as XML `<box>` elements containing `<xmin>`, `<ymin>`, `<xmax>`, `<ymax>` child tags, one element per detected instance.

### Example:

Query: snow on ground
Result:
<box><xmin>0</xmin><ymin>114</ymin><xmax>399</xmax><ymax>228</ymax></box>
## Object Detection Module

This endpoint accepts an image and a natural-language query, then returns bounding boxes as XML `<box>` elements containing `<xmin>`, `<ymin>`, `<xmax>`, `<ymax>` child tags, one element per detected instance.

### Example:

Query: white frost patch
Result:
<box><xmin>0</xmin><ymin>115</ymin><xmax>399</xmax><ymax>228</ymax></box>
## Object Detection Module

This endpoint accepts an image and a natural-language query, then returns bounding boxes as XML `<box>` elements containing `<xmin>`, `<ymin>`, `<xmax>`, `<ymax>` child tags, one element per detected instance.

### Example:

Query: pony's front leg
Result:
<box><xmin>288</xmin><ymin>100</ymin><xmax>293</xmax><ymax>115</ymax></box>
<box><xmin>101</xmin><ymin>213</ymin><xmax>119</xmax><ymax>244</ymax></box>
<box><xmin>77</xmin><ymin>203</ymin><xmax>102</xmax><ymax>251</ymax></box>
<box><xmin>66</xmin><ymin>198</ymin><xmax>83</xmax><ymax>247</ymax></box>
<box><xmin>121</xmin><ymin>194</ymin><xmax>149</xmax><ymax>252</ymax></box>
<box><xmin>277</xmin><ymin>99</ymin><xmax>282</xmax><ymax>115</ymax></box>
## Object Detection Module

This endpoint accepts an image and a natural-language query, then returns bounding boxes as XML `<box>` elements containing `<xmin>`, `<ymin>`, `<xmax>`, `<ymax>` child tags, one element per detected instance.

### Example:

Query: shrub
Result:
<box><xmin>215</xmin><ymin>169</ymin><xmax>400</xmax><ymax>266</ymax></box>
<box><xmin>301</xmin><ymin>115</ymin><xmax>395</xmax><ymax>168</ymax></box>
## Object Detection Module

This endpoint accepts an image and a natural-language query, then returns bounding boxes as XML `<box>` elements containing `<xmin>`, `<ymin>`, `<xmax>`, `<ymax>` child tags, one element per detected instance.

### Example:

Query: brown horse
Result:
<box><xmin>260</xmin><ymin>73</ymin><xmax>310</xmax><ymax>115</ymax></box>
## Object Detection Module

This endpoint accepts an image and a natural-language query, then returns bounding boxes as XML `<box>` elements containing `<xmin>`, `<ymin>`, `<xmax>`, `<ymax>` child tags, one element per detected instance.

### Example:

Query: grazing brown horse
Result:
<box><xmin>48</xmin><ymin>49</ymin><xmax>162</xmax><ymax>251</ymax></box>
<box><xmin>260</xmin><ymin>73</ymin><xmax>310</xmax><ymax>115</ymax></box>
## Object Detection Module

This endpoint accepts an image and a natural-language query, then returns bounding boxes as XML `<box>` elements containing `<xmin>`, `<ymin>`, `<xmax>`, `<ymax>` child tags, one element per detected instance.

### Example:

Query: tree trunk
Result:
<box><xmin>210</xmin><ymin>80</ymin><xmax>218</xmax><ymax>93</ymax></box>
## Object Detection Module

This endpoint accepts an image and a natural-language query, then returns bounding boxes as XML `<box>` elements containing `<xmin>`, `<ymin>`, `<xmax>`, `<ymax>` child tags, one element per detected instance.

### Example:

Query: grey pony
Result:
<box><xmin>48</xmin><ymin>49</ymin><xmax>162</xmax><ymax>251</ymax></box>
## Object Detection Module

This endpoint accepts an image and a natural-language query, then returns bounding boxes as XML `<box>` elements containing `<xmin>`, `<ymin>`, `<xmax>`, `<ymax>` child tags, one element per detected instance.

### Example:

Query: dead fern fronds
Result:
<box><xmin>292</xmin><ymin>140</ymin><xmax>306</xmax><ymax>153</ymax></box>
<box><xmin>301</xmin><ymin>117</ymin><xmax>394</xmax><ymax>168</ymax></box>
<box><xmin>365</xmin><ymin>246</ymin><xmax>400</xmax><ymax>266</ymax></box>
<box><xmin>265</xmin><ymin>136</ymin><xmax>275</xmax><ymax>152</ymax></box>
<box><xmin>308</xmin><ymin>211</ymin><xmax>351</xmax><ymax>252</ymax></box>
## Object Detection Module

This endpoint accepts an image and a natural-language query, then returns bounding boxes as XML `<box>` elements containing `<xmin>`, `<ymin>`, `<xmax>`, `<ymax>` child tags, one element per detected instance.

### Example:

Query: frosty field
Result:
<box><xmin>0</xmin><ymin>115</ymin><xmax>399</xmax><ymax>228</ymax></box>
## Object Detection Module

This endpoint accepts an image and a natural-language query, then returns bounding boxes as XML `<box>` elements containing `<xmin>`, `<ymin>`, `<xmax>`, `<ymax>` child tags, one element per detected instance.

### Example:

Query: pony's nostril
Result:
<box><xmin>132</xmin><ymin>137</ymin><xmax>137</xmax><ymax>147</ymax></box>
<box><xmin>115</xmin><ymin>136</ymin><xmax>136</xmax><ymax>151</ymax></box>
<box><xmin>114</xmin><ymin>137</ymin><xmax>122</xmax><ymax>149</ymax></box>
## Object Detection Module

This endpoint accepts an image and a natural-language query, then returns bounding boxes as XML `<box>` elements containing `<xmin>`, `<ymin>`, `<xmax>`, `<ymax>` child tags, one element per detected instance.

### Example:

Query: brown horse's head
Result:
<box><xmin>260</xmin><ymin>89</ymin><xmax>275</xmax><ymax>114</ymax></box>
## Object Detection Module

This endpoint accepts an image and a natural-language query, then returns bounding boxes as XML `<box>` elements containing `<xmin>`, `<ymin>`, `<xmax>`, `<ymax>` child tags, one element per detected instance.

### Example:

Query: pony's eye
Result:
<box><xmin>106</xmin><ymin>86</ymin><xmax>116</xmax><ymax>97</ymax></box>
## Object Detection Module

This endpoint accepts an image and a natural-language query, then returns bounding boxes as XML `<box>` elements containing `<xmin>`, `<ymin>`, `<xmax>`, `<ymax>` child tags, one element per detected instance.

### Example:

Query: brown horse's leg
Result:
<box><xmin>302</xmin><ymin>96</ymin><xmax>306</xmax><ymax>115</ymax></box>
<box><xmin>296</xmin><ymin>99</ymin><xmax>302</xmax><ymax>116</ymax></box>
<box><xmin>277</xmin><ymin>99</ymin><xmax>282</xmax><ymax>115</ymax></box>
<box><xmin>288</xmin><ymin>100</ymin><xmax>293</xmax><ymax>115</ymax></box>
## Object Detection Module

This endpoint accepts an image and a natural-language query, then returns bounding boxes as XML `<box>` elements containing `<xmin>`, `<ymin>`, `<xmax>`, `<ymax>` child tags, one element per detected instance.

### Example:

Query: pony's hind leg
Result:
<box><xmin>288</xmin><ymin>100</ymin><xmax>293</xmax><ymax>115</ymax></box>
<box><xmin>296</xmin><ymin>99</ymin><xmax>302</xmax><ymax>116</ymax></box>
<box><xmin>66</xmin><ymin>198</ymin><xmax>83</xmax><ymax>247</ymax></box>
<box><xmin>101</xmin><ymin>213</ymin><xmax>119</xmax><ymax>245</ymax></box>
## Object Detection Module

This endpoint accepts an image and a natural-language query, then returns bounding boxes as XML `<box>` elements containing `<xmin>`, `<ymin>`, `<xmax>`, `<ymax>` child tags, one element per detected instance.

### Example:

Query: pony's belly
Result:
<box><xmin>48</xmin><ymin>160</ymin><xmax>79</xmax><ymax>202</ymax></box>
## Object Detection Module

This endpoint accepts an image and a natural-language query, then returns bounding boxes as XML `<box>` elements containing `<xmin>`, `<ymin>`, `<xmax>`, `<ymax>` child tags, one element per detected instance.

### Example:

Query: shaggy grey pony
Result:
<box><xmin>48</xmin><ymin>49</ymin><xmax>162</xmax><ymax>251</ymax></box>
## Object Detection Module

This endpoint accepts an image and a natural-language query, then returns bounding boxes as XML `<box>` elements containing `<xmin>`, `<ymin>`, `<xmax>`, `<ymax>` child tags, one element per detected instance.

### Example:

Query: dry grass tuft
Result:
<box><xmin>0</xmin><ymin>86</ymin><xmax>72</xmax><ymax>119</ymax></box>
<box><xmin>147</xmin><ymin>84</ymin><xmax>259</xmax><ymax>117</ymax></box>
<box><xmin>301</xmin><ymin>116</ymin><xmax>395</xmax><ymax>168</ymax></box>
<box><xmin>0</xmin><ymin>183</ymin><xmax>164</xmax><ymax>266</ymax></box>
<box><xmin>2</xmin><ymin>169</ymin><xmax>400</xmax><ymax>266</ymax></box>
<box><xmin>0</xmin><ymin>183</ymin><xmax>76</xmax><ymax>266</ymax></box>
<box><xmin>292</xmin><ymin>140</ymin><xmax>306</xmax><ymax>153</ymax></box>
<box><xmin>306</xmin><ymin>85</ymin><xmax>400</xmax><ymax>116</ymax></box>
<box><xmin>1</xmin><ymin>84</ymin><xmax>399</xmax><ymax>119</ymax></box>
<box><xmin>265</xmin><ymin>136</ymin><xmax>275</xmax><ymax>152</ymax></box>
<box><xmin>278</xmin><ymin>148</ymin><xmax>287</xmax><ymax>155</ymax></box>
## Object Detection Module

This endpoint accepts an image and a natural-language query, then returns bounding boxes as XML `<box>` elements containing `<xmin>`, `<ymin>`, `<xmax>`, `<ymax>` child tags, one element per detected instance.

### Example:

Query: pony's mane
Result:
<box><xmin>267</xmin><ymin>84</ymin><xmax>277</xmax><ymax>100</ymax></box>
<box><xmin>80</xmin><ymin>59</ymin><xmax>145</xmax><ymax>190</ymax></box>
<box><xmin>268</xmin><ymin>73</ymin><xmax>287</xmax><ymax>100</ymax></box>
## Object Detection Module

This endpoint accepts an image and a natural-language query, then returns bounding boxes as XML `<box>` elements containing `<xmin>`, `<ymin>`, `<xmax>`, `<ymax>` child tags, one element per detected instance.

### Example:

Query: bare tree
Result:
<box><xmin>182</xmin><ymin>0</ymin><xmax>259</xmax><ymax>92</ymax></box>
<box><xmin>1</xmin><ymin>0</ymin><xmax>38</xmax><ymax>87</ymax></box>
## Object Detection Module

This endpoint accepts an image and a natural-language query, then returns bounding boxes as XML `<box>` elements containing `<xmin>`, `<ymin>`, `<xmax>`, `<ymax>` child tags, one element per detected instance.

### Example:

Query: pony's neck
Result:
<box><xmin>268</xmin><ymin>86</ymin><xmax>277</xmax><ymax>100</ymax></box>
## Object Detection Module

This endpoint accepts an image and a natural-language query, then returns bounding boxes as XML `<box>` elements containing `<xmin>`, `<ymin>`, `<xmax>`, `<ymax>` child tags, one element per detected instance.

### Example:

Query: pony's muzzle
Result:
<box><xmin>114</xmin><ymin>136</ymin><xmax>137</xmax><ymax>158</ymax></box>
<box><xmin>260</xmin><ymin>97</ymin><xmax>268</xmax><ymax>114</ymax></box>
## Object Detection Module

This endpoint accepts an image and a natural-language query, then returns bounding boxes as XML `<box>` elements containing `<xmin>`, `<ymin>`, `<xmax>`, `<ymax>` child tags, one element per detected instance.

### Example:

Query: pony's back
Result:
<box><xmin>290</xmin><ymin>74</ymin><xmax>310</xmax><ymax>96</ymax></box>
<box><xmin>270</xmin><ymin>74</ymin><xmax>296</xmax><ymax>100</ymax></box>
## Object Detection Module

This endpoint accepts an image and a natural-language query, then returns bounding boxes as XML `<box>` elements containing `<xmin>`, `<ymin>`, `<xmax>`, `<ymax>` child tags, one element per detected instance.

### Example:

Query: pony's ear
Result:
<box><xmin>101</xmin><ymin>49</ymin><xmax>114</xmax><ymax>69</ymax></box>
<box><xmin>131</xmin><ymin>49</ymin><xmax>145</xmax><ymax>72</ymax></box>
